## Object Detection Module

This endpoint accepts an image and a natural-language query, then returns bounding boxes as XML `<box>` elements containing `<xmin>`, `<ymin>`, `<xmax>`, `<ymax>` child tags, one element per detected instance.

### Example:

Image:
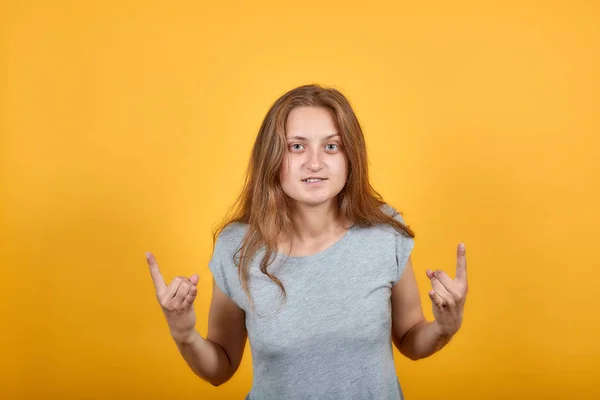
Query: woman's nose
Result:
<box><xmin>307</xmin><ymin>149</ymin><xmax>323</xmax><ymax>171</ymax></box>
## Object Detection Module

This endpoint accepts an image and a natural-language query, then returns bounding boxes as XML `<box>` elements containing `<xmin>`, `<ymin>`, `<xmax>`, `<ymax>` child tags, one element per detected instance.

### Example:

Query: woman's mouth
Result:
<box><xmin>302</xmin><ymin>178</ymin><xmax>327</xmax><ymax>183</ymax></box>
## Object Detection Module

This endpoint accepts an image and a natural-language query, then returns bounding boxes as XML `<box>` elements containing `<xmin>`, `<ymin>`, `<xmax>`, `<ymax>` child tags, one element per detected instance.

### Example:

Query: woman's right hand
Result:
<box><xmin>146</xmin><ymin>251</ymin><xmax>199</xmax><ymax>343</ymax></box>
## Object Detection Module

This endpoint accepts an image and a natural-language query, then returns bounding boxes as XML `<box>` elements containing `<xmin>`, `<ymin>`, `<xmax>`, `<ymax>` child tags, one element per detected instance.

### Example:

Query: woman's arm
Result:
<box><xmin>174</xmin><ymin>279</ymin><xmax>247</xmax><ymax>386</ymax></box>
<box><xmin>391</xmin><ymin>245</ymin><xmax>468</xmax><ymax>360</ymax></box>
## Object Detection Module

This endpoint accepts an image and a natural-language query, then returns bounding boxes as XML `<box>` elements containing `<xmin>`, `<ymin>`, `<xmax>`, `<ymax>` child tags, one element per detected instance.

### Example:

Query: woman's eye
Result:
<box><xmin>290</xmin><ymin>144</ymin><xmax>304</xmax><ymax>151</ymax></box>
<box><xmin>325</xmin><ymin>144</ymin><xmax>338</xmax><ymax>151</ymax></box>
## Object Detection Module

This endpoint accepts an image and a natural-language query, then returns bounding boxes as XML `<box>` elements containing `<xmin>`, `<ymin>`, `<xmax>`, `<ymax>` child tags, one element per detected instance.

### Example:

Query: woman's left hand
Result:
<box><xmin>426</xmin><ymin>243</ymin><xmax>468</xmax><ymax>337</ymax></box>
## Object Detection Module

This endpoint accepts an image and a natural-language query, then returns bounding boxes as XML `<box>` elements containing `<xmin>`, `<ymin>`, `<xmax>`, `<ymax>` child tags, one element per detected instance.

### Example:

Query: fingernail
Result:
<box><xmin>459</xmin><ymin>243</ymin><xmax>465</xmax><ymax>251</ymax></box>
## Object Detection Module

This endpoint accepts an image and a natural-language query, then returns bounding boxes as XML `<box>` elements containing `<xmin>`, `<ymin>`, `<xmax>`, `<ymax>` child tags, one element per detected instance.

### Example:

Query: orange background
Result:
<box><xmin>1</xmin><ymin>1</ymin><xmax>599</xmax><ymax>399</ymax></box>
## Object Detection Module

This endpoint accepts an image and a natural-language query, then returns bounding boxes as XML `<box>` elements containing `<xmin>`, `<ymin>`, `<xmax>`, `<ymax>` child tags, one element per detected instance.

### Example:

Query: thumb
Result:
<box><xmin>189</xmin><ymin>274</ymin><xmax>199</xmax><ymax>286</ymax></box>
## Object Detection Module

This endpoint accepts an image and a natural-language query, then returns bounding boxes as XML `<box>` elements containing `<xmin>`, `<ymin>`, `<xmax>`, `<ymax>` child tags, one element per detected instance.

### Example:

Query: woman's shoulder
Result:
<box><xmin>353</xmin><ymin>203</ymin><xmax>411</xmax><ymax>239</ymax></box>
<box><xmin>214</xmin><ymin>220</ymin><xmax>248</xmax><ymax>249</ymax></box>
<box><xmin>379</xmin><ymin>203</ymin><xmax>407</xmax><ymax>223</ymax></box>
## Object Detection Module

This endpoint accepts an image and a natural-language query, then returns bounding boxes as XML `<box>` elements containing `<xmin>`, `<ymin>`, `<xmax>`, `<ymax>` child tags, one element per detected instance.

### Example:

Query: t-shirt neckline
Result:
<box><xmin>275</xmin><ymin>224</ymin><xmax>356</xmax><ymax>263</ymax></box>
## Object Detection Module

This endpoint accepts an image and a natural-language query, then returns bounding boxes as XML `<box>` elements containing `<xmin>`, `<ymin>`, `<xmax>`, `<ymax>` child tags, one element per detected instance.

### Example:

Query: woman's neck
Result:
<box><xmin>286</xmin><ymin>200</ymin><xmax>349</xmax><ymax>245</ymax></box>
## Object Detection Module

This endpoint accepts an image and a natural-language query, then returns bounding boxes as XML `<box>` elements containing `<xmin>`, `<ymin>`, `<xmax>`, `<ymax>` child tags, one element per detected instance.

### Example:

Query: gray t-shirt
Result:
<box><xmin>208</xmin><ymin>204</ymin><xmax>415</xmax><ymax>400</ymax></box>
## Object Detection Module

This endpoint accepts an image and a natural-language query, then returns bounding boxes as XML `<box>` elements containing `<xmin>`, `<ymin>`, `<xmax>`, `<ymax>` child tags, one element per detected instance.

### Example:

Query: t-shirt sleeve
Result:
<box><xmin>208</xmin><ymin>235</ymin><xmax>232</xmax><ymax>298</ymax></box>
<box><xmin>389</xmin><ymin>208</ymin><xmax>415</xmax><ymax>283</ymax></box>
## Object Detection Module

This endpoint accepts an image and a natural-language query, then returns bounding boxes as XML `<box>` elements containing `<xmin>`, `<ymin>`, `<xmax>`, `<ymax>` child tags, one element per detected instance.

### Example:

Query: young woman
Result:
<box><xmin>146</xmin><ymin>84</ymin><xmax>468</xmax><ymax>399</ymax></box>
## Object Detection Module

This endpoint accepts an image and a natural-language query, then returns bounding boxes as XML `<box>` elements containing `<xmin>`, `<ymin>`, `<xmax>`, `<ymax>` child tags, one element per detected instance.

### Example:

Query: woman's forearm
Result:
<box><xmin>396</xmin><ymin>320</ymin><xmax>454</xmax><ymax>361</ymax></box>
<box><xmin>173</xmin><ymin>330</ymin><xmax>233</xmax><ymax>386</ymax></box>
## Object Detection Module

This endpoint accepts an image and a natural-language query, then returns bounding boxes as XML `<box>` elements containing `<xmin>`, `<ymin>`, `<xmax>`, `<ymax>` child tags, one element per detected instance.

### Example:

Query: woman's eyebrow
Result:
<box><xmin>287</xmin><ymin>133</ymin><xmax>340</xmax><ymax>140</ymax></box>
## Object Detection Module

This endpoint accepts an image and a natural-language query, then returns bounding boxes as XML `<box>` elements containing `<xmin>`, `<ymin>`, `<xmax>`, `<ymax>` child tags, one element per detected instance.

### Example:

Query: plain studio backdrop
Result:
<box><xmin>1</xmin><ymin>1</ymin><xmax>598</xmax><ymax>399</ymax></box>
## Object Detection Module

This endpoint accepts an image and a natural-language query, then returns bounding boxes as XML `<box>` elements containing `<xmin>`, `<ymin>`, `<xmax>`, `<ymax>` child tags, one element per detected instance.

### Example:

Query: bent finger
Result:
<box><xmin>164</xmin><ymin>277</ymin><xmax>185</xmax><ymax>299</ymax></box>
<box><xmin>174</xmin><ymin>280</ymin><xmax>192</xmax><ymax>301</ymax></box>
<box><xmin>431</xmin><ymin>277</ymin><xmax>453</xmax><ymax>305</ymax></box>
<box><xmin>433</xmin><ymin>270</ymin><xmax>461</xmax><ymax>298</ymax></box>
<box><xmin>429</xmin><ymin>290</ymin><xmax>444</xmax><ymax>308</ymax></box>
<box><xmin>181</xmin><ymin>287</ymin><xmax>198</xmax><ymax>308</ymax></box>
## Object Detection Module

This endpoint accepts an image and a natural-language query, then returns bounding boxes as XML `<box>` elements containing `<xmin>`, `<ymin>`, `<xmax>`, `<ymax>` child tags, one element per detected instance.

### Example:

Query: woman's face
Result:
<box><xmin>279</xmin><ymin>106</ymin><xmax>348</xmax><ymax>208</ymax></box>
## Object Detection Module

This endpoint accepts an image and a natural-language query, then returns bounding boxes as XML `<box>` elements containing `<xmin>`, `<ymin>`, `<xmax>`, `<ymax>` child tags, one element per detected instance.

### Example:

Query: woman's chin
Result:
<box><xmin>294</xmin><ymin>196</ymin><xmax>337</xmax><ymax>207</ymax></box>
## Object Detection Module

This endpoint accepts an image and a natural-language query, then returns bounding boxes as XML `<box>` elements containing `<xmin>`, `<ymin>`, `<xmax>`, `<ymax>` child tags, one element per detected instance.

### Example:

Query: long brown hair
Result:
<box><xmin>212</xmin><ymin>84</ymin><xmax>415</xmax><ymax>312</ymax></box>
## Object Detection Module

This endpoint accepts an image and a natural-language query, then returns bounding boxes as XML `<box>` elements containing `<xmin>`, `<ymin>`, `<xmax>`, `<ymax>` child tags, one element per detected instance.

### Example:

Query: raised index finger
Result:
<box><xmin>455</xmin><ymin>243</ymin><xmax>467</xmax><ymax>284</ymax></box>
<box><xmin>146</xmin><ymin>252</ymin><xmax>167</xmax><ymax>293</ymax></box>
